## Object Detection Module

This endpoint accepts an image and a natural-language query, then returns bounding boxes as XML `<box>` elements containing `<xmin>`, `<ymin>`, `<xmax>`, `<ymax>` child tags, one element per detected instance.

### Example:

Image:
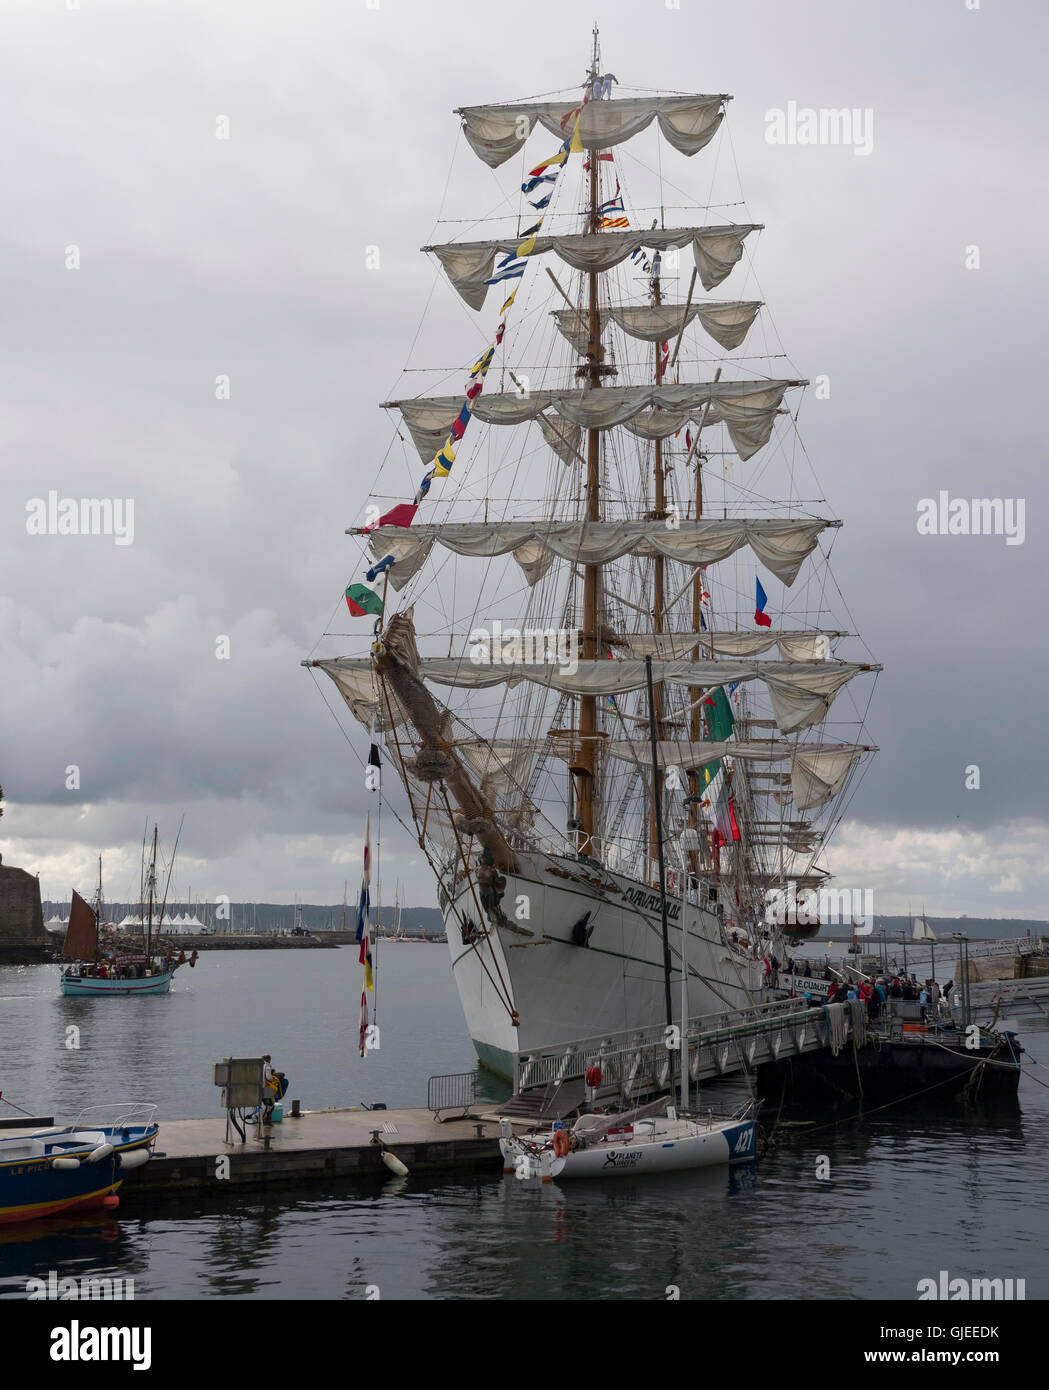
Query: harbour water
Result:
<box><xmin>1</xmin><ymin>948</ymin><xmax>1047</xmax><ymax>1300</ymax></box>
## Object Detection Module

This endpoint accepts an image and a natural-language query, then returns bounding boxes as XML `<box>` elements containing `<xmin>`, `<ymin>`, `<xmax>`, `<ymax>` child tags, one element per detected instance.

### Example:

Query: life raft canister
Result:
<box><xmin>552</xmin><ymin>1128</ymin><xmax>570</xmax><ymax>1158</ymax></box>
<box><xmin>584</xmin><ymin>1065</ymin><xmax>603</xmax><ymax>1088</ymax></box>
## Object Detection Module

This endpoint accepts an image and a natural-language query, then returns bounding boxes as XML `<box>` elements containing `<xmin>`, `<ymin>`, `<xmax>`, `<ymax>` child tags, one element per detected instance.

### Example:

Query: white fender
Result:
<box><xmin>381</xmin><ymin>1150</ymin><xmax>408</xmax><ymax>1177</ymax></box>
<box><xmin>117</xmin><ymin>1148</ymin><xmax>150</xmax><ymax>1169</ymax></box>
<box><xmin>52</xmin><ymin>1156</ymin><xmax>81</xmax><ymax>1170</ymax></box>
<box><xmin>85</xmin><ymin>1142</ymin><xmax>115</xmax><ymax>1164</ymax></box>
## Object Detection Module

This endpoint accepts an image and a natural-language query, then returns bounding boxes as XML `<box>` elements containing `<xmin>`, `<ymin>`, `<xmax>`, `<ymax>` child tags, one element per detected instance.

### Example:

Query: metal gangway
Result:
<box><xmin>512</xmin><ymin>996</ymin><xmax>860</xmax><ymax>1102</ymax></box>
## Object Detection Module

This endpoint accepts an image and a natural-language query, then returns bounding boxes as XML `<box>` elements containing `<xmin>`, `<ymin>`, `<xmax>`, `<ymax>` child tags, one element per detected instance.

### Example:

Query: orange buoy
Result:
<box><xmin>552</xmin><ymin>1128</ymin><xmax>570</xmax><ymax>1158</ymax></box>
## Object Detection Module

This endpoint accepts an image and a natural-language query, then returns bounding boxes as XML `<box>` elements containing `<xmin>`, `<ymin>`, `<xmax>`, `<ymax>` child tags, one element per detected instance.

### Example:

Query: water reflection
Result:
<box><xmin>1</xmin><ymin>967</ymin><xmax>1046</xmax><ymax>1300</ymax></box>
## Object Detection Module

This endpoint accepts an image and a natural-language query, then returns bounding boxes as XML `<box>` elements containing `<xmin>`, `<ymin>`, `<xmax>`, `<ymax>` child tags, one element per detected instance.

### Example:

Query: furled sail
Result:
<box><xmin>424</xmin><ymin>225</ymin><xmax>762</xmax><ymax>310</ymax></box>
<box><xmin>611</xmin><ymin>631</ymin><xmax>845</xmax><ymax>660</ymax></box>
<box><xmin>789</xmin><ymin>746</ymin><xmax>866</xmax><ymax>811</ymax></box>
<box><xmin>457</xmin><ymin>95</ymin><xmax>728</xmax><ymax>167</ymax></box>
<box><xmin>360</xmin><ymin>518</ymin><xmax>837</xmax><ymax>590</ymax></box>
<box><xmin>316</xmin><ymin>657</ymin><xmax>874</xmax><ymax>734</ymax></box>
<box><xmin>553</xmin><ymin>301</ymin><xmax>763</xmax><ymax>353</ymax></box>
<box><xmin>605</xmin><ymin>739</ymin><xmax>870</xmax><ymax>810</ymax></box>
<box><xmin>386</xmin><ymin>378</ymin><xmax>801</xmax><ymax>463</ymax></box>
<box><xmin>319</xmin><ymin>661</ymin><xmax>411</xmax><ymax>732</ymax></box>
<box><xmin>453</xmin><ymin>739</ymin><xmax>536</xmax><ymax>796</ymax></box>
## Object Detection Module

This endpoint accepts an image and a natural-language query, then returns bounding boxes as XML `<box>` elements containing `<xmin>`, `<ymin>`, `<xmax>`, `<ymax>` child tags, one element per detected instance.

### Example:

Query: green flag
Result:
<box><xmin>702</xmin><ymin>686</ymin><xmax>735</xmax><ymax>742</ymax></box>
<box><xmin>345</xmin><ymin>583</ymin><xmax>383</xmax><ymax>618</ymax></box>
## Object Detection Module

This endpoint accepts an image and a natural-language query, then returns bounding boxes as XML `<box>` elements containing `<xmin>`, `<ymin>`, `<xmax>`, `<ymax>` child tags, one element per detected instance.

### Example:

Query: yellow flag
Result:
<box><xmin>470</xmin><ymin>347</ymin><xmax>494</xmax><ymax>377</ymax></box>
<box><xmin>517</xmin><ymin>233</ymin><xmax>537</xmax><ymax>257</ymax></box>
<box><xmin>569</xmin><ymin>109</ymin><xmax>584</xmax><ymax>154</ymax></box>
<box><xmin>432</xmin><ymin>439</ymin><xmax>455</xmax><ymax>477</ymax></box>
<box><xmin>500</xmin><ymin>289</ymin><xmax>518</xmax><ymax>314</ymax></box>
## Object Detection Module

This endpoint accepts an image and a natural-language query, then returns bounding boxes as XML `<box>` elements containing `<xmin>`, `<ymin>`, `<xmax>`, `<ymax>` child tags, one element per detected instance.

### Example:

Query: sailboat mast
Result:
<box><xmin>146</xmin><ymin>825</ymin><xmax>157</xmax><ymax>960</ymax></box>
<box><xmin>645</xmin><ymin>655</ymin><xmax>673</xmax><ymax>1028</ymax></box>
<box><xmin>577</xmin><ymin>33</ymin><xmax>602</xmax><ymax>860</ymax></box>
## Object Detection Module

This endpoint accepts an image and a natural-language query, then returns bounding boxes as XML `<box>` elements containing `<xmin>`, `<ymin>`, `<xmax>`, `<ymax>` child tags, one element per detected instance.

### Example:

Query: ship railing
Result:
<box><xmin>513</xmin><ymin>997</ymin><xmax>821</xmax><ymax>1095</ymax></box>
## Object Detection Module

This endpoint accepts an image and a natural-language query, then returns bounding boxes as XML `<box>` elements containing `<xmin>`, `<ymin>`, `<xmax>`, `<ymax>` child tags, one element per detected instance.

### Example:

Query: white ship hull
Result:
<box><xmin>443</xmin><ymin>850</ymin><xmax>763</xmax><ymax>1077</ymax></box>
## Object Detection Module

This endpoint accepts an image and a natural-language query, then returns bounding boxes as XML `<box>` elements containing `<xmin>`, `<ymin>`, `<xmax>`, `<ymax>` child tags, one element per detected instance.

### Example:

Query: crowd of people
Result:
<box><xmin>787</xmin><ymin>963</ymin><xmax>956</xmax><ymax>1023</ymax></box>
<box><xmin>63</xmin><ymin>952</ymin><xmax>185</xmax><ymax>981</ymax></box>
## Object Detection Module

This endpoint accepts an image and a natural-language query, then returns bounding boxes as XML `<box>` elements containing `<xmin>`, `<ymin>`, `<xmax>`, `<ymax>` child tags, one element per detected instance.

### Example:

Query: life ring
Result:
<box><xmin>584</xmin><ymin>1065</ymin><xmax>603</xmax><ymax>1088</ymax></box>
<box><xmin>552</xmin><ymin>1128</ymin><xmax>570</xmax><ymax>1158</ymax></box>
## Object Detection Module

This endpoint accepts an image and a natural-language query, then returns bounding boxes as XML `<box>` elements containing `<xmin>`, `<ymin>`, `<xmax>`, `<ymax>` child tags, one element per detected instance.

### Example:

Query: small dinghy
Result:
<box><xmin>501</xmin><ymin>1097</ymin><xmax>757</xmax><ymax>1180</ymax></box>
<box><xmin>0</xmin><ymin>1104</ymin><xmax>158</xmax><ymax>1224</ymax></box>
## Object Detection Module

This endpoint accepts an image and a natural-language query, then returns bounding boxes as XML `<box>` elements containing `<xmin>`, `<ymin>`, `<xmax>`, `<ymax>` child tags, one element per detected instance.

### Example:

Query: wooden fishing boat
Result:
<box><xmin>59</xmin><ymin>827</ymin><xmax>197</xmax><ymax>996</ymax></box>
<box><xmin>0</xmin><ymin>1105</ymin><xmax>158</xmax><ymax>1224</ymax></box>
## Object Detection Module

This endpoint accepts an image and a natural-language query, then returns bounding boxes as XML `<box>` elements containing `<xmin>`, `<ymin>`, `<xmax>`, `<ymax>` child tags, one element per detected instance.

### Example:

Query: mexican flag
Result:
<box><xmin>700</xmin><ymin>765</ymin><xmax>741</xmax><ymax>845</ymax></box>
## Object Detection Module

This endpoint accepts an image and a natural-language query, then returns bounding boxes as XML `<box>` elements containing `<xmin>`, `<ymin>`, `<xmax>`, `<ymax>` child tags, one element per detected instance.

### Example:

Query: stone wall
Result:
<box><xmin>0</xmin><ymin>857</ymin><xmax>50</xmax><ymax>962</ymax></box>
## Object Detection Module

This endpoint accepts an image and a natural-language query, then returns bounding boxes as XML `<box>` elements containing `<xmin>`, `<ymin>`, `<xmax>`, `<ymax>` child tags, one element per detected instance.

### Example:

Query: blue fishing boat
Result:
<box><xmin>60</xmin><ymin>961</ymin><xmax>180</xmax><ymax>997</ymax></box>
<box><xmin>0</xmin><ymin>1105</ymin><xmax>158</xmax><ymax>1225</ymax></box>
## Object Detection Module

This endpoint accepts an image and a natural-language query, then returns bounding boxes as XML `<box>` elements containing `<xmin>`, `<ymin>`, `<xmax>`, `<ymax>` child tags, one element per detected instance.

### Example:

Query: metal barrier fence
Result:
<box><xmin>427</xmin><ymin>1071</ymin><xmax>476</xmax><ymax>1120</ymax></box>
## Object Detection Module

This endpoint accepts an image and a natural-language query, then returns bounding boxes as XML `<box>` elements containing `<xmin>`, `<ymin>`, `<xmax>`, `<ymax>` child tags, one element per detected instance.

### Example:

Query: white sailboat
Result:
<box><xmin>913</xmin><ymin>911</ymin><xmax>936</xmax><ymax>942</ymax></box>
<box><xmin>308</xmin><ymin>35</ymin><xmax>879</xmax><ymax>1079</ymax></box>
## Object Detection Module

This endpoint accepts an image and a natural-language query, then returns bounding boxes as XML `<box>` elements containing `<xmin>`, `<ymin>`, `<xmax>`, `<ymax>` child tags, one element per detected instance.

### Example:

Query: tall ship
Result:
<box><xmin>308</xmin><ymin>34</ymin><xmax>879</xmax><ymax>1078</ymax></box>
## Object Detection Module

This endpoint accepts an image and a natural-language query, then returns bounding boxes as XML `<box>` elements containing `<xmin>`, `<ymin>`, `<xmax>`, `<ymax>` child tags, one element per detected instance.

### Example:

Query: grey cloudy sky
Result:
<box><xmin>1</xmin><ymin>0</ymin><xmax>1046</xmax><ymax>918</ymax></box>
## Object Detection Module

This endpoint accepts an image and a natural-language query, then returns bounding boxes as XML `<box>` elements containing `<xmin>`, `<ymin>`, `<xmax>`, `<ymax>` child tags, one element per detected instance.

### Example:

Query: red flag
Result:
<box><xmin>370</xmin><ymin>503</ymin><xmax>417</xmax><ymax>530</ymax></box>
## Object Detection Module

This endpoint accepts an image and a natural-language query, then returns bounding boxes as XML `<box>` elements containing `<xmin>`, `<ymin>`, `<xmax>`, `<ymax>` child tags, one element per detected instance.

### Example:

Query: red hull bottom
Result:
<box><xmin>0</xmin><ymin>1187</ymin><xmax>121</xmax><ymax>1226</ymax></box>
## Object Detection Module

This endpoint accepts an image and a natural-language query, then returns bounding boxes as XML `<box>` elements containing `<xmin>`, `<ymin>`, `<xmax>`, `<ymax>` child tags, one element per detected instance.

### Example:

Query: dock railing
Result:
<box><xmin>427</xmin><ymin>1072</ymin><xmax>476</xmax><ymax>1122</ymax></box>
<box><xmin>512</xmin><ymin>997</ymin><xmax>825</xmax><ymax>1097</ymax></box>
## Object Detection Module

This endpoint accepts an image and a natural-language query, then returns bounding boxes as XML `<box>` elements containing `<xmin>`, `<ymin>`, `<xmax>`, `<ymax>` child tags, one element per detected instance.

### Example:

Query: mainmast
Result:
<box><xmin>577</xmin><ymin>26</ymin><xmax>604</xmax><ymax>861</ymax></box>
<box><xmin>648</xmin><ymin>254</ymin><xmax>666</xmax><ymax>884</ymax></box>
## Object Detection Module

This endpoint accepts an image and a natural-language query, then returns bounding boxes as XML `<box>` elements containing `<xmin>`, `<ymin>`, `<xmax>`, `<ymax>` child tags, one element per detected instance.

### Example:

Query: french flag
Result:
<box><xmin>755</xmin><ymin>577</ymin><xmax>772</xmax><ymax>628</ymax></box>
